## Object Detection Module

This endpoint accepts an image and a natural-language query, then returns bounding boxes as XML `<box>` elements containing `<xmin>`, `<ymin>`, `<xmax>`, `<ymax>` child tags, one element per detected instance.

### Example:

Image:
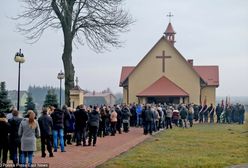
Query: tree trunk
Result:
<box><xmin>62</xmin><ymin>36</ymin><xmax>74</xmax><ymax>106</ymax></box>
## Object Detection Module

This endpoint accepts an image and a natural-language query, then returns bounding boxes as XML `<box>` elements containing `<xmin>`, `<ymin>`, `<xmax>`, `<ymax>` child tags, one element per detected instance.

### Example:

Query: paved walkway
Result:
<box><xmin>33</xmin><ymin>128</ymin><xmax>150</xmax><ymax>168</ymax></box>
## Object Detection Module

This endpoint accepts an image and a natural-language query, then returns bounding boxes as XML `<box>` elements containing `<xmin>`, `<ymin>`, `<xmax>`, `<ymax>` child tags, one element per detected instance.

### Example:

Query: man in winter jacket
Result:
<box><xmin>8</xmin><ymin>109</ymin><xmax>23</xmax><ymax>164</ymax></box>
<box><xmin>50</xmin><ymin>104</ymin><xmax>65</xmax><ymax>152</ymax></box>
<box><xmin>208</xmin><ymin>104</ymin><xmax>215</xmax><ymax>123</ymax></box>
<box><xmin>38</xmin><ymin>107</ymin><xmax>54</xmax><ymax>157</ymax></box>
<box><xmin>122</xmin><ymin>105</ymin><xmax>132</xmax><ymax>133</ymax></box>
<box><xmin>215</xmin><ymin>104</ymin><xmax>222</xmax><ymax>123</ymax></box>
<box><xmin>144</xmin><ymin>105</ymin><xmax>154</xmax><ymax>135</ymax></box>
<box><xmin>88</xmin><ymin>106</ymin><xmax>100</xmax><ymax>146</ymax></box>
<box><xmin>180</xmin><ymin>105</ymin><xmax>188</xmax><ymax>128</ymax></box>
<box><xmin>0</xmin><ymin>112</ymin><xmax>10</xmax><ymax>166</ymax></box>
<box><xmin>62</xmin><ymin>105</ymin><xmax>71</xmax><ymax>146</ymax></box>
<box><xmin>74</xmin><ymin>104</ymin><xmax>88</xmax><ymax>146</ymax></box>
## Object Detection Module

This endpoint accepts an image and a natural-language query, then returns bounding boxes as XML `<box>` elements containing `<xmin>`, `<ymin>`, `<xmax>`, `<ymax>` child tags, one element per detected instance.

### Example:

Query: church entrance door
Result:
<box><xmin>147</xmin><ymin>96</ymin><xmax>180</xmax><ymax>104</ymax></box>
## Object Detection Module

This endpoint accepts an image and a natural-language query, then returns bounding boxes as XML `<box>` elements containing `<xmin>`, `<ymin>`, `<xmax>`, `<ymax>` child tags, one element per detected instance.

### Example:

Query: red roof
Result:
<box><xmin>165</xmin><ymin>22</ymin><xmax>176</xmax><ymax>34</ymax></box>
<box><xmin>193</xmin><ymin>66</ymin><xmax>219</xmax><ymax>86</ymax></box>
<box><xmin>137</xmin><ymin>76</ymin><xmax>189</xmax><ymax>97</ymax></box>
<box><xmin>119</xmin><ymin>66</ymin><xmax>135</xmax><ymax>86</ymax></box>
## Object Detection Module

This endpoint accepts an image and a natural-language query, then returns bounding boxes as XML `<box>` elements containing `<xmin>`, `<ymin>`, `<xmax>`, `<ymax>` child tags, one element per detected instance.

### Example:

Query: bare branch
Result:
<box><xmin>16</xmin><ymin>0</ymin><xmax>134</xmax><ymax>50</ymax></box>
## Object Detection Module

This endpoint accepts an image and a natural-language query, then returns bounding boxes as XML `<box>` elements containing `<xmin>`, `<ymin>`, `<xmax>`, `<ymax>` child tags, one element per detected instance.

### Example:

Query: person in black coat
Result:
<box><xmin>209</xmin><ymin>104</ymin><xmax>215</xmax><ymax>123</ymax></box>
<box><xmin>215</xmin><ymin>104</ymin><xmax>222</xmax><ymax>123</ymax></box>
<box><xmin>143</xmin><ymin>105</ymin><xmax>154</xmax><ymax>135</ymax></box>
<box><xmin>50</xmin><ymin>104</ymin><xmax>65</xmax><ymax>152</ymax></box>
<box><xmin>121</xmin><ymin>105</ymin><xmax>132</xmax><ymax>133</ymax></box>
<box><xmin>38</xmin><ymin>107</ymin><xmax>53</xmax><ymax>157</ymax></box>
<box><xmin>66</xmin><ymin>107</ymin><xmax>75</xmax><ymax>144</ymax></box>
<box><xmin>203</xmin><ymin>105</ymin><xmax>209</xmax><ymax>123</ymax></box>
<box><xmin>98</xmin><ymin>107</ymin><xmax>107</xmax><ymax>137</ymax></box>
<box><xmin>0</xmin><ymin>112</ymin><xmax>10</xmax><ymax>166</ymax></box>
<box><xmin>74</xmin><ymin>104</ymin><xmax>88</xmax><ymax>146</ymax></box>
<box><xmin>88</xmin><ymin>106</ymin><xmax>100</xmax><ymax>146</ymax></box>
<box><xmin>8</xmin><ymin>109</ymin><xmax>23</xmax><ymax>165</ymax></box>
<box><xmin>115</xmin><ymin>105</ymin><xmax>122</xmax><ymax>134</ymax></box>
<box><xmin>62</xmin><ymin>105</ymin><xmax>71</xmax><ymax>146</ymax></box>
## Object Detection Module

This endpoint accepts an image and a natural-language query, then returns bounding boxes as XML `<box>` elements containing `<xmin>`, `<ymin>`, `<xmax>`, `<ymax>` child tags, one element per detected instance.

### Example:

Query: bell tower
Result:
<box><xmin>164</xmin><ymin>12</ymin><xmax>176</xmax><ymax>46</ymax></box>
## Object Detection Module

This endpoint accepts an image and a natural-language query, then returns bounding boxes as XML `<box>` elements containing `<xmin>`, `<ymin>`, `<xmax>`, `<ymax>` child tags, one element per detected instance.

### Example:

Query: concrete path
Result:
<box><xmin>33</xmin><ymin>127</ymin><xmax>150</xmax><ymax>168</ymax></box>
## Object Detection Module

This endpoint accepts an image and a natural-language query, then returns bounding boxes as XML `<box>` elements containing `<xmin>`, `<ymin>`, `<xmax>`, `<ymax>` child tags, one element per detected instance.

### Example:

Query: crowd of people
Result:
<box><xmin>0</xmin><ymin>104</ymin><xmax>133</xmax><ymax>167</ymax></box>
<box><xmin>130</xmin><ymin>102</ymin><xmax>246</xmax><ymax>136</ymax></box>
<box><xmin>0</xmin><ymin>102</ymin><xmax>246</xmax><ymax>167</ymax></box>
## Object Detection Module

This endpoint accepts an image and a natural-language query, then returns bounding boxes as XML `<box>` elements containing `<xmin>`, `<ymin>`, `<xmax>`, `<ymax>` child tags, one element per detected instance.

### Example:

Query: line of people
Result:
<box><xmin>127</xmin><ymin>102</ymin><xmax>246</xmax><ymax>135</ymax></box>
<box><xmin>0</xmin><ymin>104</ymin><xmax>133</xmax><ymax>168</ymax></box>
<box><xmin>0</xmin><ymin>110</ymin><xmax>40</xmax><ymax>168</ymax></box>
<box><xmin>0</xmin><ymin>102</ymin><xmax>245</xmax><ymax>167</ymax></box>
<box><xmin>137</xmin><ymin>104</ymin><xmax>194</xmax><ymax>135</ymax></box>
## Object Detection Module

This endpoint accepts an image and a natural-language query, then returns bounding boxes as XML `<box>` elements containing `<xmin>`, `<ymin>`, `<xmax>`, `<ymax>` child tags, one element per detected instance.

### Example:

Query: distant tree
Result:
<box><xmin>28</xmin><ymin>85</ymin><xmax>64</xmax><ymax>110</ymax></box>
<box><xmin>24</xmin><ymin>93</ymin><xmax>37</xmax><ymax>116</ymax></box>
<box><xmin>43</xmin><ymin>89</ymin><xmax>58</xmax><ymax>107</ymax></box>
<box><xmin>16</xmin><ymin>0</ymin><xmax>134</xmax><ymax>106</ymax></box>
<box><xmin>0</xmin><ymin>82</ymin><xmax>12</xmax><ymax>113</ymax></box>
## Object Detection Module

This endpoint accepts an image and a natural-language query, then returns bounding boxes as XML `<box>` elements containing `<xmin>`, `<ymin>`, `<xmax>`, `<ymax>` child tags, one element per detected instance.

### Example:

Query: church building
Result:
<box><xmin>119</xmin><ymin>19</ymin><xmax>219</xmax><ymax>106</ymax></box>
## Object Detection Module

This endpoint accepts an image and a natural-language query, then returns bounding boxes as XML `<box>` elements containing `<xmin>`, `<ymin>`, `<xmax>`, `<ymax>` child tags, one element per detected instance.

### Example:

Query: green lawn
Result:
<box><xmin>98</xmin><ymin>122</ymin><xmax>248</xmax><ymax>168</ymax></box>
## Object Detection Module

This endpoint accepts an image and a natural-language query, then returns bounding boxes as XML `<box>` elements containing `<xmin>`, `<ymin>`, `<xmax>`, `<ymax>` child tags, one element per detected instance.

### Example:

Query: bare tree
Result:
<box><xmin>15</xmin><ymin>0</ymin><xmax>133</xmax><ymax>105</ymax></box>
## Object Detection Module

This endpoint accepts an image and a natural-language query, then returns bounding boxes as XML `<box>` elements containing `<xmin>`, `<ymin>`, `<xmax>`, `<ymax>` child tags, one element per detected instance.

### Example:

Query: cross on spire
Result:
<box><xmin>167</xmin><ymin>12</ymin><xmax>173</xmax><ymax>22</ymax></box>
<box><xmin>75</xmin><ymin>77</ymin><xmax>79</xmax><ymax>86</ymax></box>
<box><xmin>156</xmin><ymin>50</ymin><xmax>172</xmax><ymax>73</ymax></box>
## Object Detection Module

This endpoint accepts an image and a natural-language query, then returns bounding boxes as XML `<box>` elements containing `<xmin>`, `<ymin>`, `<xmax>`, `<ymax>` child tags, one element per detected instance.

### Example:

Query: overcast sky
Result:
<box><xmin>0</xmin><ymin>0</ymin><xmax>248</xmax><ymax>96</ymax></box>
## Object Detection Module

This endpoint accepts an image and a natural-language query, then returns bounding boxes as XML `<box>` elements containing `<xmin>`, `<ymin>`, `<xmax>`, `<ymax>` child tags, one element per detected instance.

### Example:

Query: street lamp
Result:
<box><xmin>14</xmin><ymin>49</ymin><xmax>25</xmax><ymax>111</ymax></box>
<box><xmin>57</xmin><ymin>70</ymin><xmax>64</xmax><ymax>108</ymax></box>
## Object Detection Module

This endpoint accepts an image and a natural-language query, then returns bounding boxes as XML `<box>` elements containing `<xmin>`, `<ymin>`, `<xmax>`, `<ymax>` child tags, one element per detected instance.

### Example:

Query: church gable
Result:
<box><xmin>120</xmin><ymin>19</ymin><xmax>219</xmax><ymax>105</ymax></box>
<box><xmin>128</xmin><ymin>37</ymin><xmax>201</xmax><ymax>83</ymax></box>
<box><xmin>127</xmin><ymin>36</ymin><xmax>201</xmax><ymax>103</ymax></box>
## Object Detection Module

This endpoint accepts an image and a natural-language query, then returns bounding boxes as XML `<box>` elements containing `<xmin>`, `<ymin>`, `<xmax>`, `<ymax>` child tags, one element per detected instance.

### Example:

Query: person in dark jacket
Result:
<box><xmin>215</xmin><ymin>103</ymin><xmax>222</xmax><ymax>123</ymax></box>
<box><xmin>98</xmin><ymin>107</ymin><xmax>107</xmax><ymax>137</ymax></box>
<box><xmin>208</xmin><ymin>104</ymin><xmax>215</xmax><ymax>123</ymax></box>
<box><xmin>8</xmin><ymin>109</ymin><xmax>23</xmax><ymax>165</ymax></box>
<box><xmin>193</xmin><ymin>104</ymin><xmax>199</xmax><ymax>121</ymax></box>
<box><xmin>141</xmin><ymin>105</ymin><xmax>147</xmax><ymax>134</ymax></box>
<box><xmin>74</xmin><ymin>104</ymin><xmax>88</xmax><ymax>146</ymax></box>
<box><xmin>50</xmin><ymin>104</ymin><xmax>65</xmax><ymax>152</ymax></box>
<box><xmin>238</xmin><ymin>104</ymin><xmax>245</xmax><ymax>124</ymax></box>
<box><xmin>0</xmin><ymin>112</ymin><xmax>10</xmax><ymax>167</ymax></box>
<box><xmin>88</xmin><ymin>106</ymin><xmax>100</xmax><ymax>146</ymax></box>
<box><xmin>67</xmin><ymin>107</ymin><xmax>75</xmax><ymax>144</ymax></box>
<box><xmin>115</xmin><ymin>105</ymin><xmax>122</xmax><ymax>134</ymax></box>
<box><xmin>122</xmin><ymin>105</ymin><xmax>132</xmax><ymax>133</ymax></box>
<box><xmin>105</xmin><ymin>107</ymin><xmax>111</xmax><ymax>136</ymax></box>
<box><xmin>203</xmin><ymin>105</ymin><xmax>209</xmax><ymax>123</ymax></box>
<box><xmin>198</xmin><ymin>105</ymin><xmax>203</xmax><ymax>123</ymax></box>
<box><xmin>180</xmin><ymin>105</ymin><xmax>188</xmax><ymax>128</ymax></box>
<box><xmin>38</xmin><ymin>107</ymin><xmax>53</xmax><ymax>157</ymax></box>
<box><xmin>144</xmin><ymin>105</ymin><xmax>154</xmax><ymax>135</ymax></box>
<box><xmin>62</xmin><ymin>105</ymin><xmax>71</xmax><ymax>146</ymax></box>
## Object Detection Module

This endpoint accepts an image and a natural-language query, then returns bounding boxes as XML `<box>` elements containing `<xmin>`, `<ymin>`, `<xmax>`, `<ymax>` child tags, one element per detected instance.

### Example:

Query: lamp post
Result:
<box><xmin>57</xmin><ymin>70</ymin><xmax>64</xmax><ymax>108</ymax></box>
<box><xmin>14</xmin><ymin>49</ymin><xmax>25</xmax><ymax>111</ymax></box>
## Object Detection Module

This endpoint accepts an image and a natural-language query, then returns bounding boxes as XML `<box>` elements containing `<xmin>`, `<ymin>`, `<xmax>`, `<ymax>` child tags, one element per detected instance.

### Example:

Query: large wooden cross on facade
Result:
<box><xmin>156</xmin><ymin>50</ymin><xmax>171</xmax><ymax>73</ymax></box>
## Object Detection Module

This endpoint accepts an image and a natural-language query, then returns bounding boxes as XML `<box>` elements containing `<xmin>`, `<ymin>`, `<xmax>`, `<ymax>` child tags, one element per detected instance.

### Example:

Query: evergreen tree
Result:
<box><xmin>24</xmin><ymin>92</ymin><xmax>37</xmax><ymax>116</ymax></box>
<box><xmin>0</xmin><ymin>82</ymin><xmax>12</xmax><ymax>113</ymax></box>
<box><xmin>28</xmin><ymin>85</ymin><xmax>64</xmax><ymax>110</ymax></box>
<box><xmin>43</xmin><ymin>89</ymin><xmax>58</xmax><ymax>108</ymax></box>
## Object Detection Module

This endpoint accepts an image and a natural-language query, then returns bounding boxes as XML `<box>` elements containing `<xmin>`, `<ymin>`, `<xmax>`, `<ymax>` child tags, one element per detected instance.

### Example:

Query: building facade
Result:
<box><xmin>119</xmin><ymin>21</ymin><xmax>219</xmax><ymax>106</ymax></box>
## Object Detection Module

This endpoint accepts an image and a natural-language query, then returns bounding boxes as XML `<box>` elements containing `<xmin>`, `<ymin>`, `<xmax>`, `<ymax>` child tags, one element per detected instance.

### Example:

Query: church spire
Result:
<box><xmin>164</xmin><ymin>12</ymin><xmax>176</xmax><ymax>46</ymax></box>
